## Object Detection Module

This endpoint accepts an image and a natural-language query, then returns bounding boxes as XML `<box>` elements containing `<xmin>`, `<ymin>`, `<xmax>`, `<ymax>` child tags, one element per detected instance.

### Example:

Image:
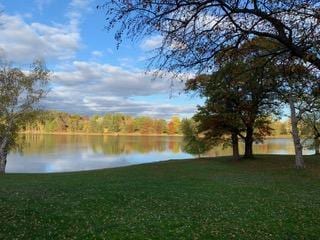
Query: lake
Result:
<box><xmin>7</xmin><ymin>134</ymin><xmax>314</xmax><ymax>173</ymax></box>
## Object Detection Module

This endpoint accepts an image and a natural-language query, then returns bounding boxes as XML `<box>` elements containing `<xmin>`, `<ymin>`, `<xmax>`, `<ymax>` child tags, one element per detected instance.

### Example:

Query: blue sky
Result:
<box><xmin>0</xmin><ymin>0</ymin><xmax>201</xmax><ymax>119</ymax></box>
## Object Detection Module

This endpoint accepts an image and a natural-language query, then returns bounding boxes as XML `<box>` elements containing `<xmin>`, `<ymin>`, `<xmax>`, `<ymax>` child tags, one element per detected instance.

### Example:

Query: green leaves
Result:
<box><xmin>181</xmin><ymin>119</ymin><xmax>211</xmax><ymax>157</ymax></box>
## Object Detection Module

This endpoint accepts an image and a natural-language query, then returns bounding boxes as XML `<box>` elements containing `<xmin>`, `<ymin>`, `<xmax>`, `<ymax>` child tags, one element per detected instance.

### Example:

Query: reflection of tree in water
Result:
<box><xmin>17</xmin><ymin>134</ymin><xmax>69</xmax><ymax>155</ymax></box>
<box><xmin>206</xmin><ymin>140</ymin><xmax>295</xmax><ymax>157</ymax></box>
<box><xmin>17</xmin><ymin>135</ymin><xmax>295</xmax><ymax>156</ymax></box>
<box><xmin>92</xmin><ymin>137</ymin><xmax>125</xmax><ymax>155</ymax></box>
<box><xmin>252</xmin><ymin>140</ymin><xmax>294</xmax><ymax>154</ymax></box>
<box><xmin>18</xmin><ymin>134</ymin><xmax>185</xmax><ymax>155</ymax></box>
<box><xmin>167</xmin><ymin>138</ymin><xmax>182</xmax><ymax>153</ymax></box>
<box><xmin>97</xmin><ymin>136</ymin><xmax>182</xmax><ymax>155</ymax></box>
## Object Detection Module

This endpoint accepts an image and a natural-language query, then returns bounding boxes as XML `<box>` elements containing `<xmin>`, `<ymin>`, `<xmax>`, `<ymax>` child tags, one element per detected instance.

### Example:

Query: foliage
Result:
<box><xmin>272</xmin><ymin>56</ymin><xmax>320</xmax><ymax>168</ymax></box>
<box><xmin>186</xmin><ymin>38</ymin><xmax>280</xmax><ymax>158</ymax></box>
<box><xmin>167</xmin><ymin>116</ymin><xmax>181</xmax><ymax>134</ymax></box>
<box><xmin>0</xmin><ymin>60</ymin><xmax>50</xmax><ymax>173</ymax></box>
<box><xmin>22</xmin><ymin>111</ymin><xmax>182</xmax><ymax>135</ymax></box>
<box><xmin>181</xmin><ymin>119</ymin><xmax>211</xmax><ymax>158</ymax></box>
<box><xmin>1</xmin><ymin>155</ymin><xmax>320</xmax><ymax>239</ymax></box>
<box><xmin>270</xmin><ymin>119</ymin><xmax>290</xmax><ymax>136</ymax></box>
<box><xmin>300</xmin><ymin>111</ymin><xmax>320</xmax><ymax>154</ymax></box>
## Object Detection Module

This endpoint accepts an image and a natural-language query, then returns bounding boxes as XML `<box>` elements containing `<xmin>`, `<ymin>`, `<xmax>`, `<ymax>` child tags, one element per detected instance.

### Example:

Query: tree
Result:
<box><xmin>99</xmin><ymin>1</ymin><xmax>320</xmax><ymax>73</ymax></box>
<box><xmin>89</xmin><ymin>115</ymin><xmax>103</xmax><ymax>133</ymax></box>
<box><xmin>167</xmin><ymin>116</ymin><xmax>181</xmax><ymax>134</ymax></box>
<box><xmin>300</xmin><ymin>112</ymin><xmax>320</xmax><ymax>155</ymax></box>
<box><xmin>0</xmin><ymin>60</ymin><xmax>49</xmax><ymax>173</ymax></box>
<box><xmin>274</xmin><ymin>58</ymin><xmax>318</xmax><ymax>168</ymax></box>
<box><xmin>154</xmin><ymin>119</ymin><xmax>167</xmax><ymax>134</ymax></box>
<box><xmin>181</xmin><ymin>118</ymin><xmax>211</xmax><ymax>158</ymax></box>
<box><xmin>186</xmin><ymin>39</ymin><xmax>278</xmax><ymax>158</ymax></box>
<box><xmin>193</xmin><ymin>103</ymin><xmax>242</xmax><ymax>161</ymax></box>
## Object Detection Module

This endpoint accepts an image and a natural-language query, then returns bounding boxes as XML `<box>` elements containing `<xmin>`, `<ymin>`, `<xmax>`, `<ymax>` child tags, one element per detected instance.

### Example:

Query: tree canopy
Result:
<box><xmin>99</xmin><ymin>1</ymin><xmax>320</xmax><ymax>73</ymax></box>
<box><xmin>185</xmin><ymin>38</ymin><xmax>281</xmax><ymax>159</ymax></box>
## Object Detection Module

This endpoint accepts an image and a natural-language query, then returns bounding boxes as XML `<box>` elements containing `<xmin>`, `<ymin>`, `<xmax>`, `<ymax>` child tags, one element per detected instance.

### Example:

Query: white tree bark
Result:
<box><xmin>0</xmin><ymin>136</ymin><xmax>9</xmax><ymax>174</ymax></box>
<box><xmin>288</xmin><ymin>97</ymin><xmax>305</xmax><ymax>168</ymax></box>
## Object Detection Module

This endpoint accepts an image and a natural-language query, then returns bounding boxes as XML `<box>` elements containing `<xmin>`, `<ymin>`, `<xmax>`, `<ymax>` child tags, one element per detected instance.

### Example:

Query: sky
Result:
<box><xmin>0</xmin><ymin>0</ymin><xmax>202</xmax><ymax>119</ymax></box>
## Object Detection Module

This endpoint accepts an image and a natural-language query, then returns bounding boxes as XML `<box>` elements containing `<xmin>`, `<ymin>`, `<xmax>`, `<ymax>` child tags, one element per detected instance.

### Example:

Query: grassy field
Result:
<box><xmin>1</xmin><ymin>155</ymin><xmax>320</xmax><ymax>239</ymax></box>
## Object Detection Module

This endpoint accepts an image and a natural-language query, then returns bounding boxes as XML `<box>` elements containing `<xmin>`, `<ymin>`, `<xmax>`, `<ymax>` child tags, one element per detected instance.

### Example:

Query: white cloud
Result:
<box><xmin>67</xmin><ymin>0</ymin><xmax>92</xmax><ymax>31</ymax></box>
<box><xmin>0</xmin><ymin>0</ymin><xmax>93</xmax><ymax>63</ymax></box>
<box><xmin>0</xmin><ymin>1</ymin><xmax>196</xmax><ymax>118</ymax></box>
<box><xmin>140</xmin><ymin>35</ymin><xmax>163</xmax><ymax>50</ymax></box>
<box><xmin>35</xmin><ymin>0</ymin><xmax>52</xmax><ymax>12</ymax></box>
<box><xmin>53</xmin><ymin>61</ymin><xmax>184</xmax><ymax>96</ymax></box>
<box><xmin>91</xmin><ymin>50</ymin><xmax>103</xmax><ymax>57</ymax></box>
<box><xmin>44</xmin><ymin>61</ymin><xmax>194</xmax><ymax>118</ymax></box>
<box><xmin>0</xmin><ymin>14</ymin><xmax>80</xmax><ymax>62</ymax></box>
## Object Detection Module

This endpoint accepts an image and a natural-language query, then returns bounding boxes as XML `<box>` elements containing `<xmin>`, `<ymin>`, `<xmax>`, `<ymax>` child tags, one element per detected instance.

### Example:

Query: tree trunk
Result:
<box><xmin>0</xmin><ymin>152</ymin><xmax>7</xmax><ymax>174</ymax></box>
<box><xmin>288</xmin><ymin>97</ymin><xmax>304</xmax><ymax>168</ymax></box>
<box><xmin>231</xmin><ymin>132</ymin><xmax>240</xmax><ymax>161</ymax></box>
<box><xmin>244</xmin><ymin>127</ymin><xmax>254</xmax><ymax>158</ymax></box>
<box><xmin>314</xmin><ymin>137</ymin><xmax>320</xmax><ymax>155</ymax></box>
<box><xmin>0</xmin><ymin>136</ymin><xmax>9</xmax><ymax>174</ymax></box>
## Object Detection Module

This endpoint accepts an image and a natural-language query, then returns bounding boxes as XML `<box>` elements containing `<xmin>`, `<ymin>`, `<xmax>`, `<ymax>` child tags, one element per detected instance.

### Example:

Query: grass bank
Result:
<box><xmin>1</xmin><ymin>155</ymin><xmax>320</xmax><ymax>239</ymax></box>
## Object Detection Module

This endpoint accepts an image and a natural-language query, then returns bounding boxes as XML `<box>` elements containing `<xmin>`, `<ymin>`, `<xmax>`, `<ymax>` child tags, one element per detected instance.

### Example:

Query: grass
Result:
<box><xmin>1</xmin><ymin>155</ymin><xmax>320</xmax><ymax>239</ymax></box>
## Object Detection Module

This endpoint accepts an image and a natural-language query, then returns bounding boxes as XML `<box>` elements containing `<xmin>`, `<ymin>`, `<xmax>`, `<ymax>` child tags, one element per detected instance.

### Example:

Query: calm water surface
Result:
<box><xmin>7</xmin><ymin>134</ymin><xmax>314</xmax><ymax>173</ymax></box>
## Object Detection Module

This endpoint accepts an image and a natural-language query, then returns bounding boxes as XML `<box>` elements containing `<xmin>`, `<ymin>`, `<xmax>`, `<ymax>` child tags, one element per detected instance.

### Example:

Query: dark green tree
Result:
<box><xmin>181</xmin><ymin>119</ymin><xmax>211</xmax><ymax>158</ymax></box>
<box><xmin>186</xmin><ymin>39</ymin><xmax>278</xmax><ymax>159</ymax></box>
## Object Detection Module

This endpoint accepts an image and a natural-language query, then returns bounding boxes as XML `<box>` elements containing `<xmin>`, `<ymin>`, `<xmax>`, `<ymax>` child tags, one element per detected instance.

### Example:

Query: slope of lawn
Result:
<box><xmin>1</xmin><ymin>155</ymin><xmax>320</xmax><ymax>239</ymax></box>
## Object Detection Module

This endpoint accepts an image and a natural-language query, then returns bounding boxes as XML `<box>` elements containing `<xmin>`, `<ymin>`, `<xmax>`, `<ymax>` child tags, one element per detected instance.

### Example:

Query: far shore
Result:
<box><xmin>265</xmin><ymin>135</ymin><xmax>292</xmax><ymax>139</ymax></box>
<box><xmin>19</xmin><ymin>131</ymin><xmax>292</xmax><ymax>139</ymax></box>
<box><xmin>19</xmin><ymin>131</ymin><xmax>184</xmax><ymax>137</ymax></box>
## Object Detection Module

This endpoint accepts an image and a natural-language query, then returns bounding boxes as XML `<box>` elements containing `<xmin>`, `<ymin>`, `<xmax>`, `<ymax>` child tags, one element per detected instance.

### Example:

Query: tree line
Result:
<box><xmin>22</xmin><ymin>111</ymin><xmax>183</xmax><ymax>135</ymax></box>
<box><xmin>22</xmin><ymin>110</ymin><xmax>293</xmax><ymax>137</ymax></box>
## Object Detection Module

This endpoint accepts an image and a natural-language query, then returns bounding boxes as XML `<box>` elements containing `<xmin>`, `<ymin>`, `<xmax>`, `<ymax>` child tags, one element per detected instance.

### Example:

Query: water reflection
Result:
<box><xmin>7</xmin><ymin>135</ymin><xmax>313</xmax><ymax>173</ymax></box>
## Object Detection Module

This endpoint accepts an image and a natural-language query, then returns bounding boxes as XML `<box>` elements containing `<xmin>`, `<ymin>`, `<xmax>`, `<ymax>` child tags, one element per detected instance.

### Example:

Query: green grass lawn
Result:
<box><xmin>1</xmin><ymin>155</ymin><xmax>320</xmax><ymax>239</ymax></box>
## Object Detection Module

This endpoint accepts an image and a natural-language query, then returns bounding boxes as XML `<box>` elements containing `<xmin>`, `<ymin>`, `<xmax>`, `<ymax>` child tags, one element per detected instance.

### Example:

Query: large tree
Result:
<box><xmin>99</xmin><ymin>1</ymin><xmax>320</xmax><ymax>72</ymax></box>
<box><xmin>192</xmin><ymin>99</ymin><xmax>244</xmax><ymax>161</ymax></box>
<box><xmin>0</xmin><ymin>61</ymin><xmax>49</xmax><ymax>174</ymax></box>
<box><xmin>186</xmin><ymin>39</ymin><xmax>279</xmax><ymax>159</ymax></box>
<box><xmin>187</xmin><ymin>54</ymin><xmax>277</xmax><ymax>158</ymax></box>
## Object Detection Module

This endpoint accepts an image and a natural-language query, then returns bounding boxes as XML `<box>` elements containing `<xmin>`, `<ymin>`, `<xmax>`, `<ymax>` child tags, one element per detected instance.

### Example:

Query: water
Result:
<box><xmin>7</xmin><ymin>134</ymin><xmax>313</xmax><ymax>173</ymax></box>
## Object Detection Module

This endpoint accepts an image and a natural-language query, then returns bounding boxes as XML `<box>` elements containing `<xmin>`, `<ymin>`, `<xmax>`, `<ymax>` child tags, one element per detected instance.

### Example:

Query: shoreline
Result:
<box><xmin>19</xmin><ymin>131</ymin><xmax>291</xmax><ymax>138</ymax></box>
<box><xmin>19</xmin><ymin>131</ymin><xmax>184</xmax><ymax>137</ymax></box>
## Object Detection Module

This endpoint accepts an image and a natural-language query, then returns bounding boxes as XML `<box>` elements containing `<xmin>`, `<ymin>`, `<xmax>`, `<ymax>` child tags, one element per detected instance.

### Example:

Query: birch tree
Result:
<box><xmin>276</xmin><ymin>60</ymin><xmax>318</xmax><ymax>168</ymax></box>
<box><xmin>0</xmin><ymin>60</ymin><xmax>49</xmax><ymax>174</ymax></box>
